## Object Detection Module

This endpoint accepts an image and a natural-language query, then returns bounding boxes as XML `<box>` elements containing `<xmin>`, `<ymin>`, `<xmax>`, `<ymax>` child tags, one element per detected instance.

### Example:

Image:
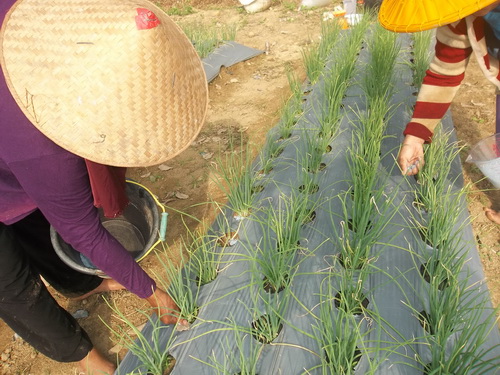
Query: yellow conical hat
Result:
<box><xmin>379</xmin><ymin>0</ymin><xmax>498</xmax><ymax>32</ymax></box>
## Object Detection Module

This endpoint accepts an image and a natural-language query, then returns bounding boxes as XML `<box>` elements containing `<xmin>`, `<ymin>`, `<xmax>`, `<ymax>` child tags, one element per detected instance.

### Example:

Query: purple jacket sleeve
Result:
<box><xmin>8</xmin><ymin>152</ymin><xmax>156</xmax><ymax>299</ymax></box>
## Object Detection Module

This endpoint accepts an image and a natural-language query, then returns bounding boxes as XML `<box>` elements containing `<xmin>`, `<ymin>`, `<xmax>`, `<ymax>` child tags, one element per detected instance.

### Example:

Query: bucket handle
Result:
<box><xmin>125</xmin><ymin>179</ymin><xmax>168</xmax><ymax>262</ymax></box>
<box><xmin>160</xmin><ymin>212</ymin><xmax>168</xmax><ymax>241</ymax></box>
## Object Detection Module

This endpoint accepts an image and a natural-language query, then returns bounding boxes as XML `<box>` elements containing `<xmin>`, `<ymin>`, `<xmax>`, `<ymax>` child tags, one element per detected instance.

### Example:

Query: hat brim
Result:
<box><xmin>378</xmin><ymin>0</ymin><xmax>498</xmax><ymax>32</ymax></box>
<box><xmin>1</xmin><ymin>0</ymin><xmax>208</xmax><ymax>167</ymax></box>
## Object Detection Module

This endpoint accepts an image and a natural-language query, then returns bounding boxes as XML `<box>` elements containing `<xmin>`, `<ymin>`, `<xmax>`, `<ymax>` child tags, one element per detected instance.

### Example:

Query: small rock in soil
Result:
<box><xmin>200</xmin><ymin>152</ymin><xmax>214</xmax><ymax>160</ymax></box>
<box><xmin>158</xmin><ymin>164</ymin><xmax>173</xmax><ymax>171</ymax></box>
<box><xmin>72</xmin><ymin>309</ymin><xmax>89</xmax><ymax>319</ymax></box>
<box><xmin>1</xmin><ymin>352</ymin><xmax>9</xmax><ymax>361</ymax></box>
<box><xmin>175</xmin><ymin>192</ymin><xmax>189</xmax><ymax>200</ymax></box>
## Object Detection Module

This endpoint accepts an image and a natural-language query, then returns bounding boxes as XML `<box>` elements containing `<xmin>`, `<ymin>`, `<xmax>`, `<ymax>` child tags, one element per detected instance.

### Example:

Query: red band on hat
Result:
<box><xmin>135</xmin><ymin>8</ymin><xmax>160</xmax><ymax>30</ymax></box>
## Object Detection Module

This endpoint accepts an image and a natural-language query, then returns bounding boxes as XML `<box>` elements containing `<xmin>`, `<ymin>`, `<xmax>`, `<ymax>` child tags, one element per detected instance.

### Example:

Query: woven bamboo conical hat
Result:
<box><xmin>379</xmin><ymin>0</ymin><xmax>499</xmax><ymax>32</ymax></box>
<box><xmin>1</xmin><ymin>0</ymin><xmax>208</xmax><ymax>167</ymax></box>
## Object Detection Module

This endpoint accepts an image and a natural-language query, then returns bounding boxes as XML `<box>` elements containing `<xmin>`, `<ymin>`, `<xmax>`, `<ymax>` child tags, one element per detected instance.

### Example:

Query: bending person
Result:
<box><xmin>0</xmin><ymin>0</ymin><xmax>208</xmax><ymax>373</ymax></box>
<box><xmin>379</xmin><ymin>0</ymin><xmax>500</xmax><ymax>223</ymax></box>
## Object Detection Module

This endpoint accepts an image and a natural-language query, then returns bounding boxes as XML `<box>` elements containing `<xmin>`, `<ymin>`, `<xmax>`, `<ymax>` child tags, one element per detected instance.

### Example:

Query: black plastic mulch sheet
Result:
<box><xmin>116</xmin><ymin>30</ymin><xmax>500</xmax><ymax>375</ymax></box>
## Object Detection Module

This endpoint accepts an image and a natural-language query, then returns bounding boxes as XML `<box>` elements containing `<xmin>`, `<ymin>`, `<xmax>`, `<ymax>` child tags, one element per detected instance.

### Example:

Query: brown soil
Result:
<box><xmin>1</xmin><ymin>1</ymin><xmax>498</xmax><ymax>374</ymax></box>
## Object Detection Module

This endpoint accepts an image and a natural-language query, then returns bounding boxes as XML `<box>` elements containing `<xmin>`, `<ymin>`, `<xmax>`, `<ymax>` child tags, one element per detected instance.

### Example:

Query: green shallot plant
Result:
<box><xmin>317</xmin><ymin>71</ymin><xmax>348</xmax><ymax>138</ymax></box>
<box><xmin>411</xmin><ymin>30</ymin><xmax>433</xmax><ymax>89</ymax></box>
<box><xmin>403</xmin><ymin>245</ymin><xmax>499</xmax><ymax>374</ymax></box>
<box><xmin>413</xmin><ymin>184</ymin><xmax>465</xmax><ymax>251</ymax></box>
<box><xmin>312</xmin><ymin>275</ymin><xmax>366</xmax><ymax>375</ymax></box>
<box><xmin>212</xmin><ymin>138</ymin><xmax>261</xmax><ymax>218</ymax></box>
<box><xmin>247</xmin><ymin>187</ymin><xmax>319</xmax><ymax>293</ymax></box>
<box><xmin>302</xmin><ymin>20</ymin><xmax>342</xmax><ymax>84</ymax></box>
<box><xmin>204</xmin><ymin>318</ymin><xmax>264</xmax><ymax>375</ymax></box>
<box><xmin>420</xmin><ymin>299</ymin><xmax>499</xmax><ymax>375</ymax></box>
<box><xmin>180</xmin><ymin>21</ymin><xmax>237</xmax><ymax>58</ymax></box>
<box><xmin>276</xmin><ymin>68</ymin><xmax>306</xmax><ymax>141</ymax></box>
<box><xmin>257</xmin><ymin>133</ymin><xmax>287</xmax><ymax>176</ymax></box>
<box><xmin>401</xmin><ymin>180</ymin><xmax>500</xmax><ymax>374</ymax></box>
<box><xmin>412</xmin><ymin>125</ymin><xmax>462</xmax><ymax>212</ymax></box>
<box><xmin>248</xmin><ymin>220</ymin><xmax>296</xmax><ymax>294</ymax></box>
<box><xmin>186</xmin><ymin>228</ymin><xmax>224</xmax><ymax>286</ymax></box>
<box><xmin>333</xmin><ymin>9</ymin><xmax>372</xmax><ymax>81</ymax></box>
<box><xmin>300</xmin><ymin>128</ymin><xmax>332</xmax><ymax>174</ymax></box>
<box><xmin>247</xmin><ymin>273</ymin><xmax>292</xmax><ymax>344</ymax></box>
<box><xmin>275</xmin><ymin>188</ymin><xmax>316</xmax><ymax>251</ymax></box>
<box><xmin>154</xmin><ymin>246</ymin><xmax>200</xmax><ymax>324</ymax></box>
<box><xmin>363</xmin><ymin>23</ymin><xmax>400</xmax><ymax>104</ymax></box>
<box><xmin>102</xmin><ymin>300</ymin><xmax>177</xmax><ymax>375</ymax></box>
<box><xmin>337</xmin><ymin>108</ymin><xmax>400</xmax><ymax>270</ymax></box>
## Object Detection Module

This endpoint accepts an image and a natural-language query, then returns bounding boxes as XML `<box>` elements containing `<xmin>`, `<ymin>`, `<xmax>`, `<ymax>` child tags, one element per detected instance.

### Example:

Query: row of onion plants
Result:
<box><xmin>336</xmin><ymin>23</ymin><xmax>400</xmax><ymax>273</ymax></box>
<box><xmin>404</xmin><ymin>129</ymin><xmax>499</xmax><ymax>374</ymax></box>
<box><xmin>408</xmin><ymin>193</ymin><xmax>499</xmax><ymax>373</ymax></box>
<box><xmin>409</xmin><ymin>29</ymin><xmax>433</xmax><ymax>89</ymax></box>
<box><xmin>403</xmin><ymin>26</ymin><xmax>499</xmax><ymax>373</ymax></box>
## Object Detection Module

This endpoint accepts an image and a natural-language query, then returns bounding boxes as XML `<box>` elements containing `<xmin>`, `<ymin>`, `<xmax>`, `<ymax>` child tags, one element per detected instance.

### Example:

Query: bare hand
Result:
<box><xmin>145</xmin><ymin>288</ymin><xmax>188</xmax><ymax>327</ymax></box>
<box><xmin>398</xmin><ymin>135</ymin><xmax>425</xmax><ymax>176</ymax></box>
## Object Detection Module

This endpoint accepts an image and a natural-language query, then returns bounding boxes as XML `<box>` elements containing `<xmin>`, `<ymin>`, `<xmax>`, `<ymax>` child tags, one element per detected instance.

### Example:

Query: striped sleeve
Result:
<box><xmin>404</xmin><ymin>19</ymin><xmax>471</xmax><ymax>142</ymax></box>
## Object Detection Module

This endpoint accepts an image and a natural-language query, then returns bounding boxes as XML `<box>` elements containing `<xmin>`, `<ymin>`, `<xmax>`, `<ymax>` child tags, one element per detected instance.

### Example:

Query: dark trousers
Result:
<box><xmin>0</xmin><ymin>210</ymin><xmax>102</xmax><ymax>362</ymax></box>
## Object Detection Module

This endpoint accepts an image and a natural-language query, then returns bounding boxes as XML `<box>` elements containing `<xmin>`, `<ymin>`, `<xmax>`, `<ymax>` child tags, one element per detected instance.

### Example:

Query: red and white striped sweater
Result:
<box><xmin>404</xmin><ymin>16</ymin><xmax>500</xmax><ymax>142</ymax></box>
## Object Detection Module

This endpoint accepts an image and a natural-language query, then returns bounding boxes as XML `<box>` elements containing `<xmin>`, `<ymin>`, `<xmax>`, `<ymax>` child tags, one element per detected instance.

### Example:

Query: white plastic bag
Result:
<box><xmin>239</xmin><ymin>0</ymin><xmax>272</xmax><ymax>13</ymax></box>
<box><xmin>300</xmin><ymin>0</ymin><xmax>331</xmax><ymax>9</ymax></box>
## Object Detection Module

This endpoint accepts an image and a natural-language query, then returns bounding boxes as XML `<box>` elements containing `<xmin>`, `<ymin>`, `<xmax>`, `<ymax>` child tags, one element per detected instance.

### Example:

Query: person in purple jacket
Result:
<box><xmin>0</xmin><ymin>0</ymin><xmax>208</xmax><ymax>373</ymax></box>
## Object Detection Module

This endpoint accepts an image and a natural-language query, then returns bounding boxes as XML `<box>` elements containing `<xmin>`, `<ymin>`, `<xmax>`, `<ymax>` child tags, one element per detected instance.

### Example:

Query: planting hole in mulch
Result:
<box><xmin>234</xmin><ymin>209</ymin><xmax>251</xmax><ymax>221</ymax></box>
<box><xmin>423</xmin><ymin>363</ymin><xmax>435</xmax><ymax>375</ymax></box>
<box><xmin>307</xmin><ymin>162</ymin><xmax>327</xmax><ymax>173</ymax></box>
<box><xmin>217</xmin><ymin>232</ymin><xmax>239</xmax><ymax>247</ymax></box>
<box><xmin>278</xmin><ymin>132</ymin><xmax>292</xmax><ymax>142</ymax></box>
<box><xmin>185</xmin><ymin>306</ymin><xmax>200</xmax><ymax>325</ymax></box>
<box><xmin>355</xmin><ymin>45</ymin><xmax>366</xmax><ymax>57</ymax></box>
<box><xmin>419</xmin><ymin>261</ymin><xmax>450</xmax><ymax>290</ymax></box>
<box><xmin>271</xmin><ymin>147</ymin><xmax>285</xmax><ymax>158</ymax></box>
<box><xmin>412</xmin><ymin>197</ymin><xmax>429</xmax><ymax>214</ymax></box>
<box><xmin>299</xmin><ymin>183</ymin><xmax>320</xmax><ymax>194</ymax></box>
<box><xmin>347</xmin><ymin>218</ymin><xmax>373</xmax><ymax>233</ymax></box>
<box><xmin>258</xmin><ymin>166</ymin><xmax>274</xmax><ymax>176</ymax></box>
<box><xmin>147</xmin><ymin>354</ymin><xmax>175</xmax><ymax>375</ymax></box>
<box><xmin>263</xmin><ymin>274</ymin><xmax>288</xmax><ymax>293</ymax></box>
<box><xmin>251</xmin><ymin>314</ymin><xmax>283</xmax><ymax>344</ymax></box>
<box><xmin>318</xmin><ymin>130</ymin><xmax>335</xmax><ymax>139</ymax></box>
<box><xmin>337</xmin><ymin>253</ymin><xmax>366</xmax><ymax>270</ymax></box>
<box><xmin>417</xmin><ymin>227</ymin><xmax>436</xmax><ymax>249</ymax></box>
<box><xmin>195</xmin><ymin>272</ymin><xmax>218</xmax><ymax>286</ymax></box>
<box><xmin>324</xmin><ymin>345</ymin><xmax>362</xmax><ymax>370</ymax></box>
<box><xmin>296</xmin><ymin>209</ymin><xmax>316</xmax><ymax>225</ymax></box>
<box><xmin>316</xmin><ymin>145</ymin><xmax>332</xmax><ymax>154</ymax></box>
<box><xmin>276</xmin><ymin>240</ymin><xmax>300</xmax><ymax>253</ymax></box>
<box><xmin>334</xmin><ymin>291</ymin><xmax>369</xmax><ymax>316</ymax></box>
<box><xmin>252</xmin><ymin>184</ymin><xmax>265</xmax><ymax>194</ymax></box>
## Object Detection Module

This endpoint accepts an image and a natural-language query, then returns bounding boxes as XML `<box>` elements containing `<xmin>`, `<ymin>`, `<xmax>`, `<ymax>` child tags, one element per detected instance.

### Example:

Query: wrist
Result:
<box><xmin>144</xmin><ymin>285</ymin><xmax>159</xmax><ymax>302</ymax></box>
<box><xmin>403</xmin><ymin>122</ymin><xmax>433</xmax><ymax>143</ymax></box>
<box><xmin>403</xmin><ymin>134</ymin><xmax>425</xmax><ymax>145</ymax></box>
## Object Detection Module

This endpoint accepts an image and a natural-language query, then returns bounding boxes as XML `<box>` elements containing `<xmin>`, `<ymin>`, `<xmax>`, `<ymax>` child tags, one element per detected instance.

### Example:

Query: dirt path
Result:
<box><xmin>0</xmin><ymin>1</ymin><xmax>498</xmax><ymax>374</ymax></box>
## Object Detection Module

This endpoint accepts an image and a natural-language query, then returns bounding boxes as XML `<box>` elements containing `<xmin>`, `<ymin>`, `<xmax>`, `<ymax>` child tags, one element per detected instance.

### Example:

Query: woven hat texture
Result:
<box><xmin>379</xmin><ymin>0</ymin><xmax>498</xmax><ymax>32</ymax></box>
<box><xmin>1</xmin><ymin>0</ymin><xmax>208</xmax><ymax>167</ymax></box>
